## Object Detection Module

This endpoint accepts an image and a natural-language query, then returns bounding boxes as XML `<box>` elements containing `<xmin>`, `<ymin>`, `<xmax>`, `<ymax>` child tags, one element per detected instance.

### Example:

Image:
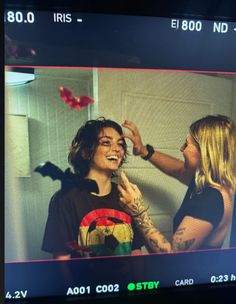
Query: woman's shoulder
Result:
<box><xmin>200</xmin><ymin>186</ymin><xmax>224</xmax><ymax>202</ymax></box>
<box><xmin>203</xmin><ymin>185</ymin><xmax>234</xmax><ymax>202</ymax></box>
<box><xmin>186</xmin><ymin>185</ymin><xmax>225</xmax><ymax>228</ymax></box>
<box><xmin>189</xmin><ymin>185</ymin><xmax>224</xmax><ymax>210</ymax></box>
<box><xmin>49</xmin><ymin>186</ymin><xmax>86</xmax><ymax>207</ymax></box>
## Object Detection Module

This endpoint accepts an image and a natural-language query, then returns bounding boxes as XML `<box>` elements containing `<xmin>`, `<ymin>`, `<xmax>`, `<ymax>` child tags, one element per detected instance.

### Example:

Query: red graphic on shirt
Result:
<box><xmin>80</xmin><ymin>209</ymin><xmax>131</xmax><ymax>226</ymax></box>
<box><xmin>78</xmin><ymin>209</ymin><xmax>133</xmax><ymax>255</ymax></box>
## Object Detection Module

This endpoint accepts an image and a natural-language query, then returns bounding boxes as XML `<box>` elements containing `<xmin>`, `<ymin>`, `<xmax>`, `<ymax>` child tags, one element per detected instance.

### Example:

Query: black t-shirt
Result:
<box><xmin>42</xmin><ymin>182</ymin><xmax>143</xmax><ymax>258</ymax></box>
<box><xmin>173</xmin><ymin>179</ymin><xmax>224</xmax><ymax>249</ymax></box>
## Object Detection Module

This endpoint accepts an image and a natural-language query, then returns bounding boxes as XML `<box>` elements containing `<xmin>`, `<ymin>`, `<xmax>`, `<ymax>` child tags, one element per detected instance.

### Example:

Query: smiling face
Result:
<box><xmin>89</xmin><ymin>127</ymin><xmax>125</xmax><ymax>176</ymax></box>
<box><xmin>180</xmin><ymin>134</ymin><xmax>201</xmax><ymax>171</ymax></box>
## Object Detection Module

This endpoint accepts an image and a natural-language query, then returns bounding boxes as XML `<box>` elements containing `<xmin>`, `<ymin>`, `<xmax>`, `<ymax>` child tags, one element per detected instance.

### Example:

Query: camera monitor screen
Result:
<box><xmin>4</xmin><ymin>1</ymin><xmax>236</xmax><ymax>303</ymax></box>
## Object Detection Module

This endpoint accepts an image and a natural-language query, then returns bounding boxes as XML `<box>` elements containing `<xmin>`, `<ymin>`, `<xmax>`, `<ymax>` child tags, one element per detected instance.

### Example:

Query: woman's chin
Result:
<box><xmin>107</xmin><ymin>162</ymin><xmax>120</xmax><ymax>171</ymax></box>
<box><xmin>109</xmin><ymin>166</ymin><xmax>119</xmax><ymax>173</ymax></box>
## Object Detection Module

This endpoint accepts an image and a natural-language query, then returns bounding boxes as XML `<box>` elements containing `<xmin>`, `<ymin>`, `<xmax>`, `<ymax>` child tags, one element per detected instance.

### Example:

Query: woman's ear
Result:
<box><xmin>81</xmin><ymin>148</ymin><xmax>90</xmax><ymax>160</ymax></box>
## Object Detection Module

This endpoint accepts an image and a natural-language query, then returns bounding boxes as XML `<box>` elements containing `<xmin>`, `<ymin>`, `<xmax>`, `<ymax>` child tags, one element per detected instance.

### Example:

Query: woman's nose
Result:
<box><xmin>111</xmin><ymin>142</ymin><xmax>121</xmax><ymax>151</ymax></box>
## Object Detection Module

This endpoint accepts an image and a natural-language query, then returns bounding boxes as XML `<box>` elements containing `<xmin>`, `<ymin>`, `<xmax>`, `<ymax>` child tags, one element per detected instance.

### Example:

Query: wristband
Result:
<box><xmin>141</xmin><ymin>144</ymin><xmax>155</xmax><ymax>160</ymax></box>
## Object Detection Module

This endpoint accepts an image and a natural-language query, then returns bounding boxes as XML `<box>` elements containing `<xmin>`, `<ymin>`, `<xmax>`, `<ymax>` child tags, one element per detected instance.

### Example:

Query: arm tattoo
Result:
<box><xmin>129</xmin><ymin>197</ymin><xmax>146</xmax><ymax>216</ymax></box>
<box><xmin>149</xmin><ymin>235</ymin><xmax>170</xmax><ymax>253</ymax></box>
<box><xmin>131</xmin><ymin>200</ymin><xmax>196</xmax><ymax>253</ymax></box>
<box><xmin>130</xmin><ymin>198</ymin><xmax>195</xmax><ymax>253</ymax></box>
<box><xmin>132</xmin><ymin>204</ymin><xmax>171</xmax><ymax>253</ymax></box>
<box><xmin>174</xmin><ymin>227</ymin><xmax>186</xmax><ymax>236</ymax></box>
<box><xmin>173</xmin><ymin>238</ymin><xmax>195</xmax><ymax>251</ymax></box>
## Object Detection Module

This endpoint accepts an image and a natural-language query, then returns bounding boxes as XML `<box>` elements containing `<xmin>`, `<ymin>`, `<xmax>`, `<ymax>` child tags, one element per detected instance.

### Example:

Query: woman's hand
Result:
<box><xmin>122</xmin><ymin>120</ymin><xmax>147</xmax><ymax>157</ymax></box>
<box><xmin>118</xmin><ymin>171</ymin><xmax>145</xmax><ymax>217</ymax></box>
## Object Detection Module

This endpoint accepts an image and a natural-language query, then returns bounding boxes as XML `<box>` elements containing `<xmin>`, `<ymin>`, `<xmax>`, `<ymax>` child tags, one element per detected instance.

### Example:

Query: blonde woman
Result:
<box><xmin>118</xmin><ymin>115</ymin><xmax>236</xmax><ymax>253</ymax></box>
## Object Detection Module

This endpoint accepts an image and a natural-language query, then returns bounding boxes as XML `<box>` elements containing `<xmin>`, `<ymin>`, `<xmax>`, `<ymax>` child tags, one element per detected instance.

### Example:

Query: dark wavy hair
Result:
<box><xmin>68</xmin><ymin>117</ymin><xmax>127</xmax><ymax>177</ymax></box>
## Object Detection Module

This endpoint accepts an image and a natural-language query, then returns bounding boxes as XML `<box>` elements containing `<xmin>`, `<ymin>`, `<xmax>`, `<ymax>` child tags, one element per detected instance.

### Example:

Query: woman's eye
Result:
<box><xmin>99</xmin><ymin>140</ymin><xmax>125</xmax><ymax>148</ymax></box>
<box><xmin>101</xmin><ymin>141</ymin><xmax>110</xmax><ymax>146</ymax></box>
<box><xmin>118</xmin><ymin>143</ymin><xmax>125</xmax><ymax>148</ymax></box>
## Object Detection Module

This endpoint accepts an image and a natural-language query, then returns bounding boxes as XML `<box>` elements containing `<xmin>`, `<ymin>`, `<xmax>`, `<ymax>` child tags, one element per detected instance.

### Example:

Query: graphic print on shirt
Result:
<box><xmin>78</xmin><ymin>208</ymin><xmax>134</xmax><ymax>257</ymax></box>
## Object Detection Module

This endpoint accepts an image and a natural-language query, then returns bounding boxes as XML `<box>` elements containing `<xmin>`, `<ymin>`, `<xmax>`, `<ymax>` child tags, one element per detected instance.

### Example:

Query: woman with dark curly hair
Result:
<box><xmin>42</xmin><ymin>117</ymin><xmax>143</xmax><ymax>259</ymax></box>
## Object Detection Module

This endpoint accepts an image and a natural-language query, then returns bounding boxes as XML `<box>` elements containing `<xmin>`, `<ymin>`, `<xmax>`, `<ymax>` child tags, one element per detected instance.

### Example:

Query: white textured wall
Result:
<box><xmin>5</xmin><ymin>68</ymin><xmax>93</xmax><ymax>260</ymax></box>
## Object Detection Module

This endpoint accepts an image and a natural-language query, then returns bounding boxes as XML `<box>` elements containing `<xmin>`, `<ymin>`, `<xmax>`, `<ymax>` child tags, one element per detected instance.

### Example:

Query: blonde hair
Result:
<box><xmin>190</xmin><ymin>115</ymin><xmax>236</xmax><ymax>192</ymax></box>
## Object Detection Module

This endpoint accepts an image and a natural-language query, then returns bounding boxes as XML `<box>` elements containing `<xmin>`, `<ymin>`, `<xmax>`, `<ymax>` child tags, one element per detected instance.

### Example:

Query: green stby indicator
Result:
<box><xmin>127</xmin><ymin>281</ymin><xmax>159</xmax><ymax>291</ymax></box>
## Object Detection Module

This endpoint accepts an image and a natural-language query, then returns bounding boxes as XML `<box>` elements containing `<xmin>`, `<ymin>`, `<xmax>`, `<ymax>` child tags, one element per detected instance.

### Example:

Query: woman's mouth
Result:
<box><xmin>107</xmin><ymin>155</ymin><xmax>119</xmax><ymax>161</ymax></box>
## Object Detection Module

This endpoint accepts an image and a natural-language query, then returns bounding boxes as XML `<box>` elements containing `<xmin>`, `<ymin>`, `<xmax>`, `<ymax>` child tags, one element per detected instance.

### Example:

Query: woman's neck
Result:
<box><xmin>86</xmin><ymin>170</ymin><xmax>112</xmax><ymax>196</ymax></box>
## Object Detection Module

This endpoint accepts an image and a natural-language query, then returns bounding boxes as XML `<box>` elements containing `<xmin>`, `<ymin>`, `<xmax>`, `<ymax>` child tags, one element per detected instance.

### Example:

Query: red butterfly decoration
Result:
<box><xmin>59</xmin><ymin>86</ymin><xmax>94</xmax><ymax>110</ymax></box>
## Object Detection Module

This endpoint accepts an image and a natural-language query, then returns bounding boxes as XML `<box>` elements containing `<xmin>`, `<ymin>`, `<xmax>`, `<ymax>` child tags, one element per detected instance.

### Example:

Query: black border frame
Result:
<box><xmin>3</xmin><ymin>1</ymin><xmax>236</xmax><ymax>303</ymax></box>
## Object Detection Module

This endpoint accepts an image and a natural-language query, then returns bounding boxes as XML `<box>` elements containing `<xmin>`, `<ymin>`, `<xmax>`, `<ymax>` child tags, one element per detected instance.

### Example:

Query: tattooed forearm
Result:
<box><xmin>122</xmin><ymin>197</ymin><xmax>145</xmax><ymax>217</ymax></box>
<box><xmin>132</xmin><ymin>208</ymin><xmax>172</xmax><ymax>253</ymax></box>
<box><xmin>174</xmin><ymin>227</ymin><xmax>186</xmax><ymax>236</ymax></box>
<box><xmin>173</xmin><ymin>238</ymin><xmax>195</xmax><ymax>251</ymax></box>
<box><xmin>127</xmin><ymin>198</ymin><xmax>196</xmax><ymax>253</ymax></box>
<box><xmin>129</xmin><ymin>197</ymin><xmax>146</xmax><ymax>216</ymax></box>
<box><xmin>148</xmin><ymin>235</ymin><xmax>170</xmax><ymax>253</ymax></box>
